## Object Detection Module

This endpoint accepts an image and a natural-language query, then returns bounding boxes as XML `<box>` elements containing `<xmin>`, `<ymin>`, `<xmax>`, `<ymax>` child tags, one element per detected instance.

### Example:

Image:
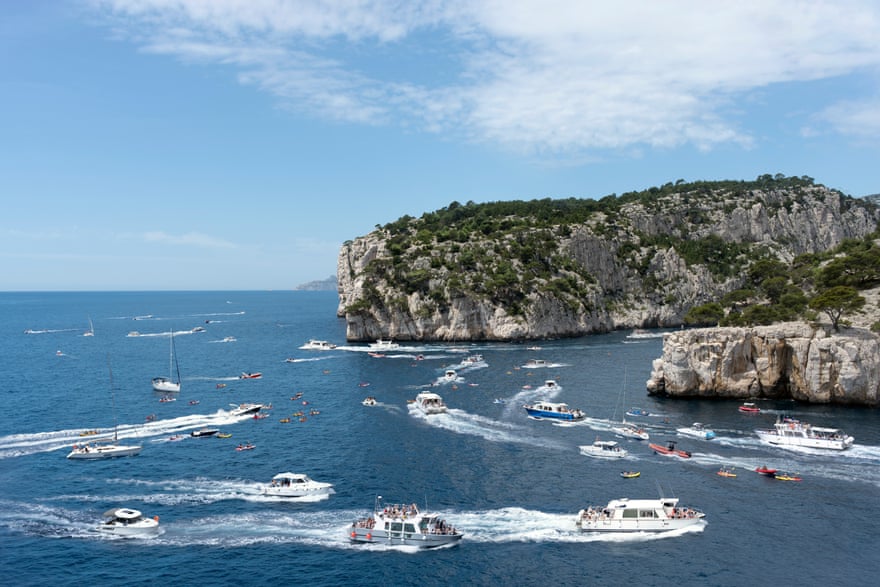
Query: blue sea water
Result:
<box><xmin>1</xmin><ymin>291</ymin><xmax>879</xmax><ymax>586</ymax></box>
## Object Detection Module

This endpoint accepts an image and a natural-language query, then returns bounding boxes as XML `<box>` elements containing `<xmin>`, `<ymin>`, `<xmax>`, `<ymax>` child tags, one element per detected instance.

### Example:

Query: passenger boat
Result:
<box><xmin>649</xmin><ymin>441</ymin><xmax>691</xmax><ymax>459</ymax></box>
<box><xmin>620</xmin><ymin>471</ymin><xmax>641</xmax><ymax>479</ymax></box>
<box><xmin>738</xmin><ymin>402</ymin><xmax>761</xmax><ymax>413</ymax></box>
<box><xmin>576</xmin><ymin>496</ymin><xmax>705</xmax><ymax>532</ymax></box>
<box><xmin>612</xmin><ymin>421</ymin><xmax>650</xmax><ymax>440</ymax></box>
<box><xmin>523</xmin><ymin>358</ymin><xmax>548</xmax><ymax>368</ymax></box>
<box><xmin>349</xmin><ymin>497</ymin><xmax>463</xmax><ymax>548</ymax></box>
<box><xmin>263</xmin><ymin>472</ymin><xmax>334</xmax><ymax>498</ymax></box>
<box><xmin>299</xmin><ymin>339</ymin><xmax>337</xmax><ymax>350</ymax></box>
<box><xmin>755</xmin><ymin>416</ymin><xmax>853</xmax><ymax>450</ymax></box>
<box><xmin>414</xmin><ymin>391</ymin><xmax>447</xmax><ymax>415</ymax></box>
<box><xmin>676</xmin><ymin>422</ymin><xmax>716</xmax><ymax>440</ymax></box>
<box><xmin>94</xmin><ymin>508</ymin><xmax>160</xmax><ymax>538</ymax></box>
<box><xmin>755</xmin><ymin>465</ymin><xmax>777</xmax><ymax>477</ymax></box>
<box><xmin>369</xmin><ymin>339</ymin><xmax>400</xmax><ymax>351</ymax></box>
<box><xmin>579</xmin><ymin>439</ymin><xmax>628</xmax><ymax>458</ymax></box>
<box><xmin>523</xmin><ymin>401</ymin><xmax>585</xmax><ymax>422</ymax></box>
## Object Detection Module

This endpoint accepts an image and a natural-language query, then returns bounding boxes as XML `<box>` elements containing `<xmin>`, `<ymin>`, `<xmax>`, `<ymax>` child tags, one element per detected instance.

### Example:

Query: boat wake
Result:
<box><xmin>408</xmin><ymin>405</ymin><xmax>566</xmax><ymax>450</ymax></box>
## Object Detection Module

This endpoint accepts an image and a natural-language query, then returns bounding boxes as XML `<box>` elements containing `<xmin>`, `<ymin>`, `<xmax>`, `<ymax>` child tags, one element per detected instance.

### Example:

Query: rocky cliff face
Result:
<box><xmin>646</xmin><ymin>324</ymin><xmax>880</xmax><ymax>406</ymax></box>
<box><xmin>336</xmin><ymin>182</ymin><xmax>879</xmax><ymax>342</ymax></box>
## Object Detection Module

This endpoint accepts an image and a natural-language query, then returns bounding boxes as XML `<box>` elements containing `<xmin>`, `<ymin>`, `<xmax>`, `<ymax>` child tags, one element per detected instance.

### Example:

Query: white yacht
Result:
<box><xmin>262</xmin><ymin>472</ymin><xmax>334</xmax><ymax>498</ymax></box>
<box><xmin>349</xmin><ymin>497</ymin><xmax>463</xmax><ymax>548</ymax></box>
<box><xmin>229</xmin><ymin>402</ymin><xmax>264</xmax><ymax>416</ymax></box>
<box><xmin>676</xmin><ymin>422</ymin><xmax>716</xmax><ymax>440</ymax></box>
<box><xmin>755</xmin><ymin>416</ymin><xmax>853</xmax><ymax>450</ymax></box>
<box><xmin>299</xmin><ymin>339</ymin><xmax>337</xmax><ymax>350</ymax></box>
<box><xmin>576</xmin><ymin>497</ymin><xmax>705</xmax><ymax>532</ymax></box>
<box><xmin>414</xmin><ymin>391</ymin><xmax>447</xmax><ymax>415</ymax></box>
<box><xmin>369</xmin><ymin>339</ymin><xmax>400</xmax><ymax>351</ymax></box>
<box><xmin>94</xmin><ymin>508</ymin><xmax>160</xmax><ymax>538</ymax></box>
<box><xmin>523</xmin><ymin>401</ymin><xmax>585</xmax><ymax>422</ymax></box>
<box><xmin>579</xmin><ymin>439</ymin><xmax>629</xmax><ymax>458</ymax></box>
<box><xmin>68</xmin><ymin>440</ymin><xmax>142</xmax><ymax>460</ymax></box>
<box><xmin>612</xmin><ymin>421</ymin><xmax>650</xmax><ymax>440</ymax></box>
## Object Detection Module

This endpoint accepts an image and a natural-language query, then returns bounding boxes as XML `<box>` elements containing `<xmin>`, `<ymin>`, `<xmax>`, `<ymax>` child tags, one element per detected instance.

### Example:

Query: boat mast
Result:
<box><xmin>170</xmin><ymin>331</ymin><xmax>181</xmax><ymax>385</ymax></box>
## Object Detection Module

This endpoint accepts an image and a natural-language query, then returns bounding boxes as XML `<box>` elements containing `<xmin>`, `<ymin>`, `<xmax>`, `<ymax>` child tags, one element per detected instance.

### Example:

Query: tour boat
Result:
<box><xmin>738</xmin><ymin>402</ymin><xmax>761</xmax><ymax>413</ymax></box>
<box><xmin>263</xmin><ymin>472</ymin><xmax>334</xmax><ymax>498</ymax></box>
<box><xmin>414</xmin><ymin>391</ymin><xmax>447</xmax><ymax>415</ymax></box>
<box><xmin>676</xmin><ymin>422</ymin><xmax>716</xmax><ymax>440</ymax></box>
<box><xmin>299</xmin><ymin>339</ymin><xmax>337</xmax><ymax>350</ymax></box>
<box><xmin>755</xmin><ymin>416</ymin><xmax>853</xmax><ymax>450</ymax></box>
<box><xmin>649</xmin><ymin>441</ymin><xmax>691</xmax><ymax>458</ymax></box>
<box><xmin>369</xmin><ymin>339</ymin><xmax>400</xmax><ymax>351</ymax></box>
<box><xmin>576</xmin><ymin>496</ymin><xmax>705</xmax><ymax>532</ymax></box>
<box><xmin>349</xmin><ymin>497</ymin><xmax>463</xmax><ymax>548</ymax></box>
<box><xmin>579</xmin><ymin>439</ymin><xmax>628</xmax><ymax>458</ymax></box>
<box><xmin>94</xmin><ymin>508</ymin><xmax>160</xmax><ymax>538</ymax></box>
<box><xmin>523</xmin><ymin>401</ymin><xmax>585</xmax><ymax>422</ymax></box>
<box><xmin>536</xmin><ymin>379</ymin><xmax>560</xmax><ymax>392</ymax></box>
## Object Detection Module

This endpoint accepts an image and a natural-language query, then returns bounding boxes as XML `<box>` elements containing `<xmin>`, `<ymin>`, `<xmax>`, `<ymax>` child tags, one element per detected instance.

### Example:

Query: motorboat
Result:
<box><xmin>349</xmin><ymin>497</ymin><xmax>463</xmax><ymax>548</ymax></box>
<box><xmin>68</xmin><ymin>440</ymin><xmax>142</xmax><ymax>460</ymax></box>
<box><xmin>362</xmin><ymin>396</ymin><xmax>377</xmax><ymax>406</ymax></box>
<box><xmin>625</xmin><ymin>407</ymin><xmax>650</xmax><ymax>417</ymax></box>
<box><xmin>239</xmin><ymin>372</ymin><xmax>262</xmax><ymax>379</ymax></box>
<box><xmin>579</xmin><ymin>439</ymin><xmax>628</xmax><ymax>458</ymax></box>
<box><xmin>235</xmin><ymin>443</ymin><xmax>255</xmax><ymax>451</ymax></box>
<box><xmin>755</xmin><ymin>416</ymin><xmax>853</xmax><ymax>450</ymax></box>
<box><xmin>300</xmin><ymin>339</ymin><xmax>337</xmax><ymax>350</ymax></box>
<box><xmin>262</xmin><ymin>472</ymin><xmax>334</xmax><ymax>498</ymax></box>
<box><xmin>127</xmin><ymin>331</ymin><xmax>140</xmax><ymax>337</ymax></box>
<box><xmin>229</xmin><ymin>403</ymin><xmax>264</xmax><ymax>416</ymax></box>
<box><xmin>677</xmin><ymin>422</ymin><xmax>716</xmax><ymax>440</ymax></box>
<box><xmin>222</xmin><ymin>336</ymin><xmax>236</xmax><ymax>343</ymax></box>
<box><xmin>414</xmin><ymin>391</ymin><xmax>447</xmax><ymax>415</ymax></box>
<box><xmin>191</xmin><ymin>326</ymin><xmax>206</xmax><ymax>333</ymax></box>
<box><xmin>152</xmin><ymin>332</ymin><xmax>181</xmax><ymax>392</ymax></box>
<box><xmin>523</xmin><ymin>359</ymin><xmax>548</xmax><ymax>368</ymax></box>
<box><xmin>738</xmin><ymin>402</ymin><xmax>761</xmax><ymax>413</ymax></box>
<box><xmin>523</xmin><ymin>401</ymin><xmax>585</xmax><ymax>422</ymax></box>
<box><xmin>190</xmin><ymin>427</ymin><xmax>219</xmax><ymax>437</ymax></box>
<box><xmin>620</xmin><ymin>471</ymin><xmax>641</xmax><ymax>479</ymax></box>
<box><xmin>576</xmin><ymin>497</ymin><xmax>705</xmax><ymax>532</ymax></box>
<box><xmin>755</xmin><ymin>465</ymin><xmax>777</xmax><ymax>477</ymax></box>
<box><xmin>649</xmin><ymin>440</ymin><xmax>691</xmax><ymax>459</ymax></box>
<box><xmin>369</xmin><ymin>339</ymin><xmax>400</xmax><ymax>351</ymax></box>
<box><xmin>536</xmin><ymin>379</ymin><xmax>560</xmax><ymax>392</ymax></box>
<box><xmin>612</xmin><ymin>421</ymin><xmax>650</xmax><ymax>441</ymax></box>
<box><xmin>94</xmin><ymin>508</ymin><xmax>160</xmax><ymax>538</ymax></box>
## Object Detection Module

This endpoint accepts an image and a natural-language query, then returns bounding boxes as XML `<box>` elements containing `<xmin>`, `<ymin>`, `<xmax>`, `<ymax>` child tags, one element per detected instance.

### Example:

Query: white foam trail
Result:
<box><xmin>408</xmin><ymin>405</ymin><xmax>566</xmax><ymax>450</ymax></box>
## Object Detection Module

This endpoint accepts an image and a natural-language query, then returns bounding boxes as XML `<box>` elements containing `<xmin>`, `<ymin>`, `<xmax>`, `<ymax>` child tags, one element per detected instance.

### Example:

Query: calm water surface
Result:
<box><xmin>1</xmin><ymin>291</ymin><xmax>878</xmax><ymax>586</ymax></box>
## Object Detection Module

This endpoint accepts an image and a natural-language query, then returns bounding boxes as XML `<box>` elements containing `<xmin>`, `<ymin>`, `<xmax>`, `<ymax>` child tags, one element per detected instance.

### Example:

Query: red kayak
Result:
<box><xmin>755</xmin><ymin>466</ymin><xmax>777</xmax><ymax>476</ymax></box>
<box><xmin>649</xmin><ymin>441</ymin><xmax>691</xmax><ymax>458</ymax></box>
<box><xmin>738</xmin><ymin>402</ymin><xmax>761</xmax><ymax>413</ymax></box>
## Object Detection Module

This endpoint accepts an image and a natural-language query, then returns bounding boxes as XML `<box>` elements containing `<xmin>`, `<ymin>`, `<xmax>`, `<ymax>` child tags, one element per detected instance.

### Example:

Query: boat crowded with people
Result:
<box><xmin>523</xmin><ymin>401</ymin><xmax>585</xmax><ymax>422</ymax></box>
<box><xmin>576</xmin><ymin>496</ymin><xmax>705</xmax><ymax>532</ymax></box>
<box><xmin>755</xmin><ymin>416</ymin><xmax>854</xmax><ymax>450</ymax></box>
<box><xmin>349</xmin><ymin>497</ymin><xmax>463</xmax><ymax>548</ymax></box>
<box><xmin>414</xmin><ymin>391</ymin><xmax>447</xmax><ymax>415</ymax></box>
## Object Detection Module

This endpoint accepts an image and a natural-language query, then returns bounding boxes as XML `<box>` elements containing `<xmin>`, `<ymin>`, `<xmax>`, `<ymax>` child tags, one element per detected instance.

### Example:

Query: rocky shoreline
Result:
<box><xmin>646</xmin><ymin>322</ymin><xmax>880</xmax><ymax>406</ymax></box>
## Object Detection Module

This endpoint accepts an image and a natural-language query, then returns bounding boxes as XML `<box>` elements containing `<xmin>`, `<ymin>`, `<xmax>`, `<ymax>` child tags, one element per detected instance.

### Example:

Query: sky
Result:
<box><xmin>1</xmin><ymin>0</ymin><xmax>879</xmax><ymax>291</ymax></box>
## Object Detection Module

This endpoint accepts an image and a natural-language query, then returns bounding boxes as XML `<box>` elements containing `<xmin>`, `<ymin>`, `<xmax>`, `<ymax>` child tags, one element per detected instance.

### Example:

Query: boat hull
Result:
<box><xmin>755</xmin><ymin>429</ymin><xmax>853</xmax><ymax>450</ymax></box>
<box><xmin>576</xmin><ymin>517</ymin><xmax>703</xmax><ymax>532</ymax></box>
<box><xmin>349</xmin><ymin>526</ymin><xmax>462</xmax><ymax>548</ymax></box>
<box><xmin>151</xmin><ymin>377</ymin><xmax>180</xmax><ymax>393</ymax></box>
<box><xmin>524</xmin><ymin>409</ymin><xmax>583</xmax><ymax>421</ymax></box>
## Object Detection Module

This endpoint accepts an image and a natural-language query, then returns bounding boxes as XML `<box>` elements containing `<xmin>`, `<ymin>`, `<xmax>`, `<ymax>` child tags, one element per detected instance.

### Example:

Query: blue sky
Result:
<box><xmin>2</xmin><ymin>0</ymin><xmax>879</xmax><ymax>291</ymax></box>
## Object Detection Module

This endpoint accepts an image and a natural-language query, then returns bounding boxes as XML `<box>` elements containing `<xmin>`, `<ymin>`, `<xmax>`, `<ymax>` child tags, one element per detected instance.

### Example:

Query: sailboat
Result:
<box><xmin>83</xmin><ymin>317</ymin><xmax>94</xmax><ymax>337</ymax></box>
<box><xmin>68</xmin><ymin>360</ymin><xmax>142</xmax><ymax>459</ymax></box>
<box><xmin>611</xmin><ymin>371</ymin><xmax>650</xmax><ymax>440</ymax></box>
<box><xmin>152</xmin><ymin>331</ymin><xmax>181</xmax><ymax>392</ymax></box>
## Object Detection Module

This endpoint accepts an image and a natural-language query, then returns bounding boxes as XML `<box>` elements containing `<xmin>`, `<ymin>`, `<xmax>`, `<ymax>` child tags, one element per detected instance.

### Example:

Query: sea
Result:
<box><xmin>1</xmin><ymin>290</ymin><xmax>879</xmax><ymax>587</ymax></box>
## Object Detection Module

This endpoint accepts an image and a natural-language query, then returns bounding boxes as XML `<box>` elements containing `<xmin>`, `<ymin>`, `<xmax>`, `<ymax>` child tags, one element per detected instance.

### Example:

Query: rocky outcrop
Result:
<box><xmin>646</xmin><ymin>323</ymin><xmax>880</xmax><ymax>406</ymax></box>
<box><xmin>336</xmin><ymin>181</ymin><xmax>879</xmax><ymax>341</ymax></box>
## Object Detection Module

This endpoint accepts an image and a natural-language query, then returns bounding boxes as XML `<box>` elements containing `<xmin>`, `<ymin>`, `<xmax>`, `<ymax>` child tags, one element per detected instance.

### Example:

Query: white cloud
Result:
<box><xmin>815</xmin><ymin>97</ymin><xmax>880</xmax><ymax>141</ymax></box>
<box><xmin>143</xmin><ymin>231</ymin><xmax>237</xmax><ymax>249</ymax></box>
<box><xmin>88</xmin><ymin>0</ymin><xmax>880</xmax><ymax>152</ymax></box>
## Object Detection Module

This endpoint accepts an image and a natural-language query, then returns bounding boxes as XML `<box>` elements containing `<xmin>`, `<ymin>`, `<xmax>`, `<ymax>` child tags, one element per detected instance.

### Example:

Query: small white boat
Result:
<box><xmin>579</xmin><ymin>439</ymin><xmax>628</xmax><ymax>458</ymax></box>
<box><xmin>94</xmin><ymin>508</ymin><xmax>160</xmax><ymax>538</ymax></box>
<box><xmin>755</xmin><ymin>416</ymin><xmax>854</xmax><ymax>450</ymax></box>
<box><xmin>612</xmin><ymin>421</ymin><xmax>650</xmax><ymax>440</ymax></box>
<box><xmin>263</xmin><ymin>472</ymin><xmax>334</xmax><ymax>498</ymax></box>
<box><xmin>414</xmin><ymin>391</ymin><xmax>447</xmax><ymax>415</ymax></box>
<box><xmin>536</xmin><ymin>379</ymin><xmax>560</xmax><ymax>392</ymax></box>
<box><xmin>299</xmin><ymin>339</ymin><xmax>337</xmax><ymax>350</ymax></box>
<box><xmin>222</xmin><ymin>336</ymin><xmax>236</xmax><ymax>343</ymax></box>
<box><xmin>369</xmin><ymin>338</ymin><xmax>400</xmax><ymax>351</ymax></box>
<box><xmin>677</xmin><ymin>422</ymin><xmax>716</xmax><ymax>440</ymax></box>
<box><xmin>349</xmin><ymin>497</ymin><xmax>463</xmax><ymax>548</ymax></box>
<box><xmin>441</xmin><ymin>369</ymin><xmax>461</xmax><ymax>383</ymax></box>
<box><xmin>83</xmin><ymin>317</ymin><xmax>95</xmax><ymax>337</ymax></box>
<box><xmin>523</xmin><ymin>401</ymin><xmax>585</xmax><ymax>421</ymax></box>
<box><xmin>576</xmin><ymin>497</ymin><xmax>705</xmax><ymax>532</ymax></box>
<box><xmin>127</xmin><ymin>331</ymin><xmax>140</xmax><ymax>337</ymax></box>
<box><xmin>362</xmin><ymin>396</ymin><xmax>377</xmax><ymax>406</ymax></box>
<box><xmin>152</xmin><ymin>332</ymin><xmax>181</xmax><ymax>392</ymax></box>
<box><xmin>229</xmin><ymin>403</ymin><xmax>264</xmax><ymax>416</ymax></box>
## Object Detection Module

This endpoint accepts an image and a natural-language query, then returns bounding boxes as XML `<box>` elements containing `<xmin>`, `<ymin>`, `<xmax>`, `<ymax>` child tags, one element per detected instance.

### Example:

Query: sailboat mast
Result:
<box><xmin>171</xmin><ymin>331</ymin><xmax>181</xmax><ymax>385</ymax></box>
<box><xmin>108</xmin><ymin>355</ymin><xmax>119</xmax><ymax>442</ymax></box>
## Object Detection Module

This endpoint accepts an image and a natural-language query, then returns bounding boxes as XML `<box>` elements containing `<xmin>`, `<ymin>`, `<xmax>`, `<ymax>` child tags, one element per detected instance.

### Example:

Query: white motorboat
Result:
<box><xmin>299</xmin><ymin>339</ymin><xmax>337</xmax><ymax>350</ymax></box>
<box><xmin>676</xmin><ymin>422</ymin><xmax>716</xmax><ymax>440</ymax></box>
<box><xmin>349</xmin><ymin>497</ymin><xmax>463</xmax><ymax>548</ymax></box>
<box><xmin>369</xmin><ymin>339</ymin><xmax>400</xmax><ymax>351</ymax></box>
<box><xmin>576</xmin><ymin>497</ymin><xmax>705</xmax><ymax>532</ymax></box>
<box><xmin>152</xmin><ymin>331</ymin><xmax>181</xmax><ymax>392</ymax></box>
<box><xmin>523</xmin><ymin>401</ymin><xmax>585</xmax><ymax>422</ymax></box>
<box><xmin>755</xmin><ymin>416</ymin><xmax>854</xmax><ymax>450</ymax></box>
<box><xmin>94</xmin><ymin>508</ymin><xmax>160</xmax><ymax>538</ymax></box>
<box><xmin>229</xmin><ymin>402</ymin><xmax>264</xmax><ymax>416</ymax></box>
<box><xmin>612</xmin><ymin>421</ymin><xmax>650</xmax><ymax>440</ymax></box>
<box><xmin>190</xmin><ymin>427</ymin><xmax>219</xmax><ymax>437</ymax></box>
<box><xmin>362</xmin><ymin>396</ymin><xmax>377</xmax><ymax>406</ymax></box>
<box><xmin>536</xmin><ymin>379</ymin><xmax>560</xmax><ymax>392</ymax></box>
<box><xmin>263</xmin><ymin>472</ymin><xmax>334</xmax><ymax>498</ymax></box>
<box><xmin>415</xmin><ymin>391</ymin><xmax>447</xmax><ymax>415</ymax></box>
<box><xmin>579</xmin><ymin>439</ymin><xmax>629</xmax><ymax>458</ymax></box>
<box><xmin>441</xmin><ymin>369</ymin><xmax>461</xmax><ymax>383</ymax></box>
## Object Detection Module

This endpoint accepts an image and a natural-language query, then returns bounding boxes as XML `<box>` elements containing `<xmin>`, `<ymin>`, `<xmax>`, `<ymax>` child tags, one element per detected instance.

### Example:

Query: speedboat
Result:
<box><xmin>755</xmin><ymin>416</ymin><xmax>853</xmax><ymax>450</ymax></box>
<box><xmin>369</xmin><ymin>339</ymin><xmax>400</xmax><ymax>351</ymax></box>
<box><xmin>229</xmin><ymin>403</ymin><xmax>264</xmax><ymax>416</ymax></box>
<box><xmin>612</xmin><ymin>421</ymin><xmax>650</xmax><ymax>440</ymax></box>
<box><xmin>349</xmin><ymin>497</ymin><xmax>463</xmax><ymax>548</ymax></box>
<box><xmin>649</xmin><ymin>440</ymin><xmax>691</xmax><ymax>459</ymax></box>
<box><xmin>677</xmin><ymin>422</ymin><xmax>716</xmax><ymax>440</ymax></box>
<box><xmin>738</xmin><ymin>402</ymin><xmax>761</xmax><ymax>413</ymax></box>
<box><xmin>536</xmin><ymin>379</ymin><xmax>560</xmax><ymax>392</ymax></box>
<box><xmin>263</xmin><ymin>472</ymin><xmax>334</xmax><ymax>498</ymax></box>
<box><xmin>299</xmin><ymin>339</ymin><xmax>337</xmax><ymax>350</ymax></box>
<box><xmin>94</xmin><ymin>508</ymin><xmax>160</xmax><ymax>538</ymax></box>
<box><xmin>190</xmin><ymin>427</ymin><xmax>219</xmax><ymax>437</ymax></box>
<box><xmin>579</xmin><ymin>439</ymin><xmax>628</xmax><ymax>458</ymax></box>
<box><xmin>576</xmin><ymin>497</ymin><xmax>705</xmax><ymax>532</ymax></box>
<box><xmin>523</xmin><ymin>401</ymin><xmax>585</xmax><ymax>422</ymax></box>
<box><xmin>414</xmin><ymin>391</ymin><xmax>447</xmax><ymax>415</ymax></box>
<box><xmin>239</xmin><ymin>372</ymin><xmax>262</xmax><ymax>379</ymax></box>
<box><xmin>442</xmin><ymin>369</ymin><xmax>460</xmax><ymax>382</ymax></box>
<box><xmin>362</xmin><ymin>396</ymin><xmax>377</xmax><ymax>406</ymax></box>
<box><xmin>523</xmin><ymin>359</ymin><xmax>548</xmax><ymax>368</ymax></box>
<box><xmin>625</xmin><ymin>407</ymin><xmax>650</xmax><ymax>417</ymax></box>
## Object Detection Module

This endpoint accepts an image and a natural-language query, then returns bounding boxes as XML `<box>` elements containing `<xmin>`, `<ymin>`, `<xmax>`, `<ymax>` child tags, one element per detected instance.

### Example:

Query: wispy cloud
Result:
<box><xmin>143</xmin><ymin>231</ymin><xmax>237</xmax><ymax>249</ymax></box>
<box><xmin>87</xmin><ymin>0</ymin><xmax>880</xmax><ymax>153</ymax></box>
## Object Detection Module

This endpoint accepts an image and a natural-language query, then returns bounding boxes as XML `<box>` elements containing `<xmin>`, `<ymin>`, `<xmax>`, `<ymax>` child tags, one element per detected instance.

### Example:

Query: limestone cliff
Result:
<box><xmin>337</xmin><ymin>177</ymin><xmax>879</xmax><ymax>341</ymax></box>
<box><xmin>646</xmin><ymin>324</ymin><xmax>880</xmax><ymax>406</ymax></box>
